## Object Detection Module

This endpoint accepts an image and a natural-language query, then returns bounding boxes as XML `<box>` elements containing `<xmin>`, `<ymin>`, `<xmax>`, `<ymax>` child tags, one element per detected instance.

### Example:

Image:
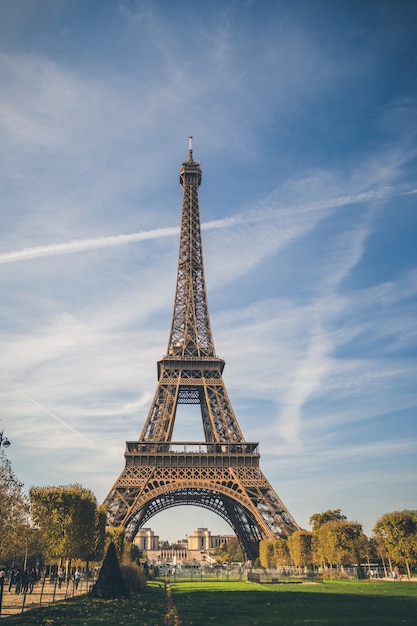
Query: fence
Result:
<box><xmin>164</xmin><ymin>566</ymin><xmax>245</xmax><ymax>583</ymax></box>
<box><xmin>247</xmin><ymin>571</ymin><xmax>322</xmax><ymax>584</ymax></box>
<box><xmin>162</xmin><ymin>565</ymin><xmax>324</xmax><ymax>584</ymax></box>
<box><xmin>0</xmin><ymin>574</ymin><xmax>90</xmax><ymax>619</ymax></box>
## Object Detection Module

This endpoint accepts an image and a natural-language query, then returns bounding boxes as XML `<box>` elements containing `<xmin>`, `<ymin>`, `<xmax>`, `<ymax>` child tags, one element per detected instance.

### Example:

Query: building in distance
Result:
<box><xmin>134</xmin><ymin>527</ymin><xmax>238</xmax><ymax>566</ymax></box>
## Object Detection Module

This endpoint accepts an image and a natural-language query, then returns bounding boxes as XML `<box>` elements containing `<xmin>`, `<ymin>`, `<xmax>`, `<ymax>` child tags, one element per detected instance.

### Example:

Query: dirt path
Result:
<box><xmin>164</xmin><ymin>578</ymin><xmax>181</xmax><ymax>626</ymax></box>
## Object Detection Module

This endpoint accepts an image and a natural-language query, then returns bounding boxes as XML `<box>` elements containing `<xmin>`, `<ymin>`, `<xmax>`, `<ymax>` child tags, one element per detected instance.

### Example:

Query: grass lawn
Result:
<box><xmin>170</xmin><ymin>580</ymin><xmax>417</xmax><ymax>625</ymax></box>
<box><xmin>2</xmin><ymin>579</ymin><xmax>416</xmax><ymax>625</ymax></box>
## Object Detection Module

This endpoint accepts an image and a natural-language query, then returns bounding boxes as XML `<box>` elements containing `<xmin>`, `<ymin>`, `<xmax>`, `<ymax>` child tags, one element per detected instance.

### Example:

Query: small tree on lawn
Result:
<box><xmin>274</xmin><ymin>538</ymin><xmax>290</xmax><ymax>566</ymax></box>
<box><xmin>287</xmin><ymin>530</ymin><xmax>313</xmax><ymax>569</ymax></box>
<box><xmin>373</xmin><ymin>510</ymin><xmax>417</xmax><ymax>578</ymax></box>
<box><xmin>313</xmin><ymin>520</ymin><xmax>367</xmax><ymax>570</ymax></box>
<box><xmin>91</xmin><ymin>542</ymin><xmax>128</xmax><ymax>598</ymax></box>
<box><xmin>259</xmin><ymin>541</ymin><xmax>275</xmax><ymax>568</ymax></box>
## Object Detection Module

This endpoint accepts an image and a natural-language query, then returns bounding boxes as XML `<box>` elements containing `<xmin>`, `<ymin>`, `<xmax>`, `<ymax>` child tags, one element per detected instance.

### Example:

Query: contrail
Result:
<box><xmin>0</xmin><ymin>226</ymin><xmax>180</xmax><ymax>264</ymax></box>
<box><xmin>15</xmin><ymin>388</ymin><xmax>90</xmax><ymax>441</ymax></box>
<box><xmin>0</xmin><ymin>185</ymin><xmax>412</xmax><ymax>265</ymax></box>
<box><xmin>0</xmin><ymin>215</ymin><xmax>245</xmax><ymax>265</ymax></box>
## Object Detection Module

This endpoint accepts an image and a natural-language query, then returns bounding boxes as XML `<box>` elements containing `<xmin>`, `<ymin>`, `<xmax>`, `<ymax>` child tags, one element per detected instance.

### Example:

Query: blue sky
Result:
<box><xmin>1</xmin><ymin>0</ymin><xmax>416</xmax><ymax>543</ymax></box>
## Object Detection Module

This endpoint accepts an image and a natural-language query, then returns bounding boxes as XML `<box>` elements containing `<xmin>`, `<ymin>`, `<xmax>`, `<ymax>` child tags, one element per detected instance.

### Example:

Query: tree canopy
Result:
<box><xmin>312</xmin><ymin>520</ymin><xmax>367</xmax><ymax>567</ymax></box>
<box><xmin>0</xmin><ymin>451</ymin><xmax>37</xmax><ymax>565</ymax></box>
<box><xmin>309</xmin><ymin>509</ymin><xmax>347</xmax><ymax>532</ymax></box>
<box><xmin>214</xmin><ymin>538</ymin><xmax>243</xmax><ymax>564</ymax></box>
<box><xmin>30</xmin><ymin>484</ymin><xmax>105</xmax><ymax>564</ymax></box>
<box><xmin>287</xmin><ymin>530</ymin><xmax>313</xmax><ymax>568</ymax></box>
<box><xmin>373</xmin><ymin>510</ymin><xmax>417</xmax><ymax>578</ymax></box>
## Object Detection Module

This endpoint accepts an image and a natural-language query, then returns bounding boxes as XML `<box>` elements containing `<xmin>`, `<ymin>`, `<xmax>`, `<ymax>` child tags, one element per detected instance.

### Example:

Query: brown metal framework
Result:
<box><xmin>104</xmin><ymin>139</ymin><xmax>299</xmax><ymax>560</ymax></box>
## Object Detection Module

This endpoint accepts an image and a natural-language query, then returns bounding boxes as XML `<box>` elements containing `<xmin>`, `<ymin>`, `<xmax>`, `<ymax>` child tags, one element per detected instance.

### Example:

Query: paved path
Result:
<box><xmin>0</xmin><ymin>579</ymin><xmax>87</xmax><ymax>618</ymax></box>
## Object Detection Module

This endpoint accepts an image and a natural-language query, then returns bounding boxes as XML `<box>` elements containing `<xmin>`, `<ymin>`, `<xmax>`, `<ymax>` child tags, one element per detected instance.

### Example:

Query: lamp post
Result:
<box><xmin>0</xmin><ymin>427</ymin><xmax>11</xmax><ymax>617</ymax></box>
<box><xmin>0</xmin><ymin>428</ymin><xmax>11</xmax><ymax>449</ymax></box>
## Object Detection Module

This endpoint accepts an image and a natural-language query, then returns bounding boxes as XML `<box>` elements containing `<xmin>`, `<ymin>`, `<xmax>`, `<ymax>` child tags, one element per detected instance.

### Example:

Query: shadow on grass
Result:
<box><xmin>171</xmin><ymin>582</ymin><xmax>417</xmax><ymax>625</ymax></box>
<box><xmin>1</xmin><ymin>582</ymin><xmax>166</xmax><ymax>626</ymax></box>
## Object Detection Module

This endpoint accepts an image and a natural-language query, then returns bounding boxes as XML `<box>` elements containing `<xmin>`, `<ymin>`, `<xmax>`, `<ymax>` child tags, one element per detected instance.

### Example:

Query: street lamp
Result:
<box><xmin>0</xmin><ymin>429</ymin><xmax>11</xmax><ymax>449</ymax></box>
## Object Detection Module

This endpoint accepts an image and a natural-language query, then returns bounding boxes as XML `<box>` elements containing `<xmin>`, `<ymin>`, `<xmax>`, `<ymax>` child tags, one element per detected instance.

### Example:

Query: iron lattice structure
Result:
<box><xmin>104</xmin><ymin>139</ymin><xmax>299</xmax><ymax>560</ymax></box>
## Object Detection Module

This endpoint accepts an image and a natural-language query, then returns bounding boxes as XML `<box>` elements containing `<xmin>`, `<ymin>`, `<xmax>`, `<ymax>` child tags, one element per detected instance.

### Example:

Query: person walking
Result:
<box><xmin>29</xmin><ymin>569</ymin><xmax>37</xmax><ymax>593</ymax></box>
<box><xmin>14</xmin><ymin>569</ymin><xmax>22</xmax><ymax>594</ymax></box>
<box><xmin>21</xmin><ymin>569</ymin><xmax>29</xmax><ymax>594</ymax></box>
<box><xmin>58</xmin><ymin>568</ymin><xmax>65</xmax><ymax>589</ymax></box>
<box><xmin>8</xmin><ymin>569</ymin><xmax>15</xmax><ymax>593</ymax></box>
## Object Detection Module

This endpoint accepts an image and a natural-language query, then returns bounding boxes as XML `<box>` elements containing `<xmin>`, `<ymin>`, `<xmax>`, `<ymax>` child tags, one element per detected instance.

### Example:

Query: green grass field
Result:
<box><xmin>170</xmin><ymin>580</ymin><xmax>417</xmax><ymax>625</ymax></box>
<box><xmin>2</xmin><ymin>579</ymin><xmax>416</xmax><ymax>625</ymax></box>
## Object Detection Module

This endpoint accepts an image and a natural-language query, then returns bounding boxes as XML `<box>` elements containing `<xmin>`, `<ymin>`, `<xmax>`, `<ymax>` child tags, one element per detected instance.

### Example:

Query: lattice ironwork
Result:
<box><xmin>104</xmin><ymin>139</ymin><xmax>299</xmax><ymax>560</ymax></box>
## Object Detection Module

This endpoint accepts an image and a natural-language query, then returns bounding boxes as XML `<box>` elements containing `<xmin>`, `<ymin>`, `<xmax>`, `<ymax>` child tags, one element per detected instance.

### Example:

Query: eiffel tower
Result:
<box><xmin>104</xmin><ymin>139</ymin><xmax>299</xmax><ymax>560</ymax></box>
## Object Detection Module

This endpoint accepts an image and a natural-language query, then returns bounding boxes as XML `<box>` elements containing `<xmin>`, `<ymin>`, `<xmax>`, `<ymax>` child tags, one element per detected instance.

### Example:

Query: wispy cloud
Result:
<box><xmin>277</xmin><ymin>327</ymin><xmax>332</xmax><ymax>444</ymax></box>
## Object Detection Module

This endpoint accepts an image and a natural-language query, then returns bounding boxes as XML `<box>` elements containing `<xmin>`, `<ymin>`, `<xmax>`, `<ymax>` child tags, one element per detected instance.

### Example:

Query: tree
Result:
<box><xmin>213</xmin><ymin>545</ymin><xmax>227</xmax><ymax>563</ymax></box>
<box><xmin>227</xmin><ymin>538</ymin><xmax>243</xmax><ymax>563</ymax></box>
<box><xmin>259</xmin><ymin>541</ymin><xmax>275</xmax><ymax>568</ymax></box>
<box><xmin>0</xmin><ymin>452</ymin><xmax>37</xmax><ymax>566</ymax></box>
<box><xmin>30</xmin><ymin>484</ymin><xmax>105</xmax><ymax>566</ymax></box>
<box><xmin>105</xmin><ymin>526</ymin><xmax>126</xmax><ymax>562</ymax></box>
<box><xmin>274</xmin><ymin>538</ymin><xmax>290</xmax><ymax>566</ymax></box>
<box><xmin>213</xmin><ymin>538</ymin><xmax>243</xmax><ymax>564</ymax></box>
<box><xmin>259</xmin><ymin>539</ymin><xmax>290</xmax><ymax>568</ymax></box>
<box><xmin>287</xmin><ymin>530</ymin><xmax>313</xmax><ymax>568</ymax></box>
<box><xmin>373</xmin><ymin>510</ymin><xmax>417</xmax><ymax>578</ymax></box>
<box><xmin>313</xmin><ymin>520</ymin><xmax>367</xmax><ymax>568</ymax></box>
<box><xmin>91</xmin><ymin>542</ymin><xmax>128</xmax><ymax>598</ymax></box>
<box><xmin>94</xmin><ymin>505</ymin><xmax>108</xmax><ymax>562</ymax></box>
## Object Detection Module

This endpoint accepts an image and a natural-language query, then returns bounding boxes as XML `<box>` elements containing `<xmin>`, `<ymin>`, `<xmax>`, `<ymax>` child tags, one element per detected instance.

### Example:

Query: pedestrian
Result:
<box><xmin>22</xmin><ymin>569</ymin><xmax>29</xmax><ymax>594</ymax></box>
<box><xmin>58</xmin><ymin>568</ymin><xmax>65</xmax><ymax>589</ymax></box>
<box><xmin>74</xmin><ymin>570</ymin><xmax>81</xmax><ymax>589</ymax></box>
<box><xmin>14</xmin><ymin>569</ymin><xmax>22</xmax><ymax>594</ymax></box>
<box><xmin>29</xmin><ymin>568</ymin><xmax>37</xmax><ymax>593</ymax></box>
<box><xmin>8</xmin><ymin>569</ymin><xmax>16</xmax><ymax>592</ymax></box>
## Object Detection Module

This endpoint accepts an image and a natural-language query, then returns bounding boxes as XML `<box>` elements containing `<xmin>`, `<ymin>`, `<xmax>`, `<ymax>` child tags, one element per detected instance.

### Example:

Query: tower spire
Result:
<box><xmin>167</xmin><ymin>138</ymin><xmax>213</xmax><ymax>359</ymax></box>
